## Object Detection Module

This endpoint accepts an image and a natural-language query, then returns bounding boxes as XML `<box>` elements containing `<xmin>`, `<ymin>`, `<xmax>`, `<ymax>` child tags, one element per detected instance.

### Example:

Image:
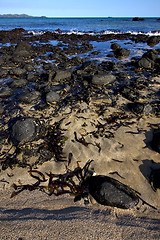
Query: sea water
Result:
<box><xmin>0</xmin><ymin>17</ymin><xmax>160</xmax><ymax>63</ymax></box>
<box><xmin>0</xmin><ymin>17</ymin><xmax>160</xmax><ymax>35</ymax></box>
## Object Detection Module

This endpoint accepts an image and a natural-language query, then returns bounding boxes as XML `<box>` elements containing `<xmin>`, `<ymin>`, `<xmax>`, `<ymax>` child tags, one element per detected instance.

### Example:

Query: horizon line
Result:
<box><xmin>0</xmin><ymin>14</ymin><xmax>159</xmax><ymax>18</ymax></box>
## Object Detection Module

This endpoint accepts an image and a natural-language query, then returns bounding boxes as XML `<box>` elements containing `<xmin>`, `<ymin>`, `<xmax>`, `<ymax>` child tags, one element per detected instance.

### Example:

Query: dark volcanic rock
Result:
<box><xmin>150</xmin><ymin>128</ymin><xmax>160</xmax><ymax>153</ymax></box>
<box><xmin>137</xmin><ymin>57</ymin><xmax>153</xmax><ymax>69</ymax></box>
<box><xmin>0</xmin><ymin>103</ymin><xmax>5</xmax><ymax>114</ymax></box>
<box><xmin>46</xmin><ymin>91</ymin><xmax>60</xmax><ymax>104</ymax></box>
<box><xmin>44</xmin><ymin>84</ymin><xmax>70</xmax><ymax>93</ymax></box>
<box><xmin>27</xmin><ymin>72</ymin><xmax>37</xmax><ymax>81</ymax></box>
<box><xmin>13</xmin><ymin>41</ymin><xmax>32</xmax><ymax>58</ymax></box>
<box><xmin>0</xmin><ymin>28</ymin><xmax>26</xmax><ymax>43</ymax></box>
<box><xmin>86</xmin><ymin>175</ymin><xmax>139</xmax><ymax>209</ymax></box>
<box><xmin>24</xmin><ymin>63</ymin><xmax>35</xmax><ymax>72</ymax></box>
<box><xmin>0</xmin><ymin>69</ymin><xmax>9</xmax><ymax>78</ymax></box>
<box><xmin>70</xmin><ymin>57</ymin><xmax>85</xmax><ymax>66</ymax></box>
<box><xmin>91</xmin><ymin>73</ymin><xmax>116</xmax><ymax>85</ymax></box>
<box><xmin>147</xmin><ymin>36</ymin><xmax>159</xmax><ymax>47</ymax></box>
<box><xmin>10</xmin><ymin>117</ymin><xmax>45</xmax><ymax>146</ymax></box>
<box><xmin>114</xmin><ymin>48</ymin><xmax>130</xmax><ymax>59</ymax></box>
<box><xmin>111</xmin><ymin>43</ymin><xmax>121</xmax><ymax>51</ymax></box>
<box><xmin>143</xmin><ymin>49</ymin><xmax>159</xmax><ymax>61</ymax></box>
<box><xmin>0</xmin><ymin>87</ymin><xmax>13</xmax><ymax>98</ymax></box>
<box><xmin>149</xmin><ymin>168</ymin><xmax>160</xmax><ymax>191</ymax></box>
<box><xmin>132</xmin><ymin>17</ymin><xmax>145</xmax><ymax>21</ymax></box>
<box><xmin>117</xmin><ymin>71</ymin><xmax>129</xmax><ymax>79</ymax></box>
<box><xmin>132</xmin><ymin>76</ymin><xmax>149</xmax><ymax>90</ymax></box>
<box><xmin>9</xmin><ymin>79</ymin><xmax>28</xmax><ymax>89</ymax></box>
<box><xmin>143</xmin><ymin>104</ymin><xmax>154</xmax><ymax>115</ymax></box>
<box><xmin>128</xmin><ymin>102</ymin><xmax>144</xmax><ymax>114</ymax></box>
<box><xmin>91</xmin><ymin>51</ymin><xmax>100</xmax><ymax>55</ymax></box>
<box><xmin>43</xmin><ymin>62</ymin><xmax>55</xmax><ymax>71</ymax></box>
<box><xmin>53</xmin><ymin>70</ymin><xmax>72</xmax><ymax>82</ymax></box>
<box><xmin>78</xmin><ymin>61</ymin><xmax>99</xmax><ymax>75</ymax></box>
<box><xmin>18</xmin><ymin>90</ymin><xmax>41</xmax><ymax>104</ymax></box>
<box><xmin>10</xmin><ymin>67</ymin><xmax>27</xmax><ymax>77</ymax></box>
<box><xmin>99</xmin><ymin>61</ymin><xmax>120</xmax><ymax>71</ymax></box>
<box><xmin>155</xmin><ymin>60</ymin><xmax>160</xmax><ymax>74</ymax></box>
<box><xmin>15</xmin><ymin>41</ymin><xmax>32</xmax><ymax>51</ymax></box>
<box><xmin>128</xmin><ymin>102</ymin><xmax>153</xmax><ymax>115</ymax></box>
<box><xmin>120</xmin><ymin>86</ymin><xmax>139</xmax><ymax>102</ymax></box>
<box><xmin>0</xmin><ymin>57</ymin><xmax>4</xmax><ymax>66</ymax></box>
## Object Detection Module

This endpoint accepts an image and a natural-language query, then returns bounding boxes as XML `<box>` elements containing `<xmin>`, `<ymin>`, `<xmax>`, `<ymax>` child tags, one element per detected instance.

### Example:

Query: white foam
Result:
<box><xmin>126</xmin><ymin>31</ymin><xmax>160</xmax><ymax>36</ymax></box>
<box><xmin>61</xmin><ymin>30</ymin><xmax>160</xmax><ymax>36</ymax></box>
<box><xmin>28</xmin><ymin>30</ymin><xmax>45</xmax><ymax>36</ymax></box>
<box><xmin>27</xmin><ymin>29</ymin><xmax>160</xmax><ymax>37</ymax></box>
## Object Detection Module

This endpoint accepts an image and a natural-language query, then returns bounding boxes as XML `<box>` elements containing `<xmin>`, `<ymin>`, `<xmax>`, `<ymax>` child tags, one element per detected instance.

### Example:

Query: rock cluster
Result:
<box><xmin>0</xmin><ymin>29</ymin><xmax>159</xmax><ymax>173</ymax></box>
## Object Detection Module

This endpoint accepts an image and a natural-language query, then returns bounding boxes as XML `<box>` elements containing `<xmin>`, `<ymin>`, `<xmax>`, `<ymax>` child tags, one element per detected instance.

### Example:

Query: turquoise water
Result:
<box><xmin>0</xmin><ymin>17</ymin><xmax>160</xmax><ymax>35</ymax></box>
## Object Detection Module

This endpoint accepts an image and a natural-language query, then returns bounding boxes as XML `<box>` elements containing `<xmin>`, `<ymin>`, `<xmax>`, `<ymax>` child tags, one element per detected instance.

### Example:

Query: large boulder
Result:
<box><xmin>137</xmin><ymin>50</ymin><xmax>158</xmax><ymax>70</ymax></box>
<box><xmin>114</xmin><ymin>48</ymin><xmax>130</xmax><ymax>59</ymax></box>
<box><xmin>18</xmin><ymin>90</ymin><xmax>41</xmax><ymax>104</ymax></box>
<box><xmin>9</xmin><ymin>79</ymin><xmax>28</xmax><ymax>89</ymax></box>
<box><xmin>0</xmin><ymin>69</ymin><xmax>9</xmax><ymax>78</ymax></box>
<box><xmin>53</xmin><ymin>70</ymin><xmax>72</xmax><ymax>82</ymax></box>
<box><xmin>120</xmin><ymin>86</ymin><xmax>139</xmax><ymax>102</ymax></box>
<box><xmin>86</xmin><ymin>175</ymin><xmax>139</xmax><ymax>209</ymax></box>
<box><xmin>10</xmin><ymin>117</ymin><xmax>45</xmax><ymax>146</ymax></box>
<box><xmin>132</xmin><ymin>17</ymin><xmax>145</xmax><ymax>21</ymax></box>
<box><xmin>143</xmin><ymin>49</ymin><xmax>159</xmax><ymax>61</ymax></box>
<box><xmin>150</xmin><ymin>128</ymin><xmax>160</xmax><ymax>153</ymax></box>
<box><xmin>137</xmin><ymin>57</ymin><xmax>153</xmax><ymax>69</ymax></box>
<box><xmin>111</xmin><ymin>43</ymin><xmax>121</xmax><ymax>51</ymax></box>
<box><xmin>0</xmin><ymin>103</ymin><xmax>5</xmax><ymax>115</ymax></box>
<box><xmin>44</xmin><ymin>84</ymin><xmax>70</xmax><ymax>93</ymax></box>
<box><xmin>127</xmin><ymin>102</ymin><xmax>153</xmax><ymax>115</ymax></box>
<box><xmin>10</xmin><ymin>67</ymin><xmax>27</xmax><ymax>78</ymax></box>
<box><xmin>147</xmin><ymin>36</ymin><xmax>159</xmax><ymax>47</ymax></box>
<box><xmin>46</xmin><ymin>91</ymin><xmax>60</xmax><ymax>104</ymax></box>
<box><xmin>13</xmin><ymin>41</ymin><xmax>32</xmax><ymax>58</ymax></box>
<box><xmin>91</xmin><ymin>73</ymin><xmax>116</xmax><ymax>85</ymax></box>
<box><xmin>0</xmin><ymin>87</ymin><xmax>13</xmax><ymax>98</ymax></box>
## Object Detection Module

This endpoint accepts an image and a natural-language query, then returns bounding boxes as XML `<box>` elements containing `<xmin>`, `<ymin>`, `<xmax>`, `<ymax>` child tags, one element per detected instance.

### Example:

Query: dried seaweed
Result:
<box><xmin>11</xmin><ymin>160</ymin><xmax>94</xmax><ymax>199</ymax></box>
<box><xmin>10</xmin><ymin>160</ymin><xmax>157</xmax><ymax>210</ymax></box>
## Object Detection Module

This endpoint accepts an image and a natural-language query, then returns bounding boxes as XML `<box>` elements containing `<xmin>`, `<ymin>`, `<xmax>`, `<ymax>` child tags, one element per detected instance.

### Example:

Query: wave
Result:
<box><xmin>28</xmin><ymin>30</ymin><xmax>45</xmax><ymax>36</ymax></box>
<box><xmin>27</xmin><ymin>29</ymin><xmax>160</xmax><ymax>36</ymax></box>
<box><xmin>125</xmin><ymin>30</ymin><xmax>160</xmax><ymax>36</ymax></box>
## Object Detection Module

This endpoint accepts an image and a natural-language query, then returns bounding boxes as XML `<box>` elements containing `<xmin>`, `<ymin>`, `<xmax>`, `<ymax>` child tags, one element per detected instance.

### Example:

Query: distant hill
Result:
<box><xmin>0</xmin><ymin>14</ymin><xmax>46</xmax><ymax>18</ymax></box>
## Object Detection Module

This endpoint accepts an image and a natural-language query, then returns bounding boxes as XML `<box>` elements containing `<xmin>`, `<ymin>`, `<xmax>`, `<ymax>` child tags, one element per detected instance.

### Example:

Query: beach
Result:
<box><xmin>0</xmin><ymin>23</ymin><xmax>160</xmax><ymax>239</ymax></box>
<box><xmin>0</xmin><ymin>190</ymin><xmax>160</xmax><ymax>240</ymax></box>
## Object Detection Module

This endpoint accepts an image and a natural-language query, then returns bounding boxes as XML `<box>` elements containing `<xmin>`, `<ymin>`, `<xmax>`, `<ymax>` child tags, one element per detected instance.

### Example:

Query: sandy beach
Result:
<box><xmin>0</xmin><ymin>100</ymin><xmax>160</xmax><ymax>239</ymax></box>
<box><xmin>0</xmin><ymin>189</ymin><xmax>160</xmax><ymax>240</ymax></box>
<box><xmin>0</xmin><ymin>28</ymin><xmax>160</xmax><ymax>239</ymax></box>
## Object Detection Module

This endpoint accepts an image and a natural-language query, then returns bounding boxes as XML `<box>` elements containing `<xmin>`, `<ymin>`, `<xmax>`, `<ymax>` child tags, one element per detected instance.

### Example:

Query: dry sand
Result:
<box><xmin>0</xmin><ymin>190</ymin><xmax>160</xmax><ymax>240</ymax></box>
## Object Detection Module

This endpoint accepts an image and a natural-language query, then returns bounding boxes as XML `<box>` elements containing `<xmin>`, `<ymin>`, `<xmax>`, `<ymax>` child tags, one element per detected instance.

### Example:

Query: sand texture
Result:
<box><xmin>0</xmin><ymin>190</ymin><xmax>160</xmax><ymax>240</ymax></box>
<box><xmin>0</xmin><ymin>97</ymin><xmax>160</xmax><ymax>239</ymax></box>
<box><xmin>0</xmin><ymin>34</ymin><xmax>160</xmax><ymax>239</ymax></box>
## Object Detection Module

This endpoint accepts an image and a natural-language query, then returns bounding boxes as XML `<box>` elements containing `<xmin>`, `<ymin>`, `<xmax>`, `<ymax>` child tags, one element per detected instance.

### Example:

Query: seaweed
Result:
<box><xmin>11</xmin><ymin>160</ymin><xmax>157</xmax><ymax>210</ymax></box>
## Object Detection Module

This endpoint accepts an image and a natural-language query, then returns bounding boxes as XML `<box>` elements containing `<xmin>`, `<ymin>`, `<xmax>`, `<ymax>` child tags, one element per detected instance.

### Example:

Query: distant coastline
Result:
<box><xmin>0</xmin><ymin>14</ymin><xmax>47</xmax><ymax>18</ymax></box>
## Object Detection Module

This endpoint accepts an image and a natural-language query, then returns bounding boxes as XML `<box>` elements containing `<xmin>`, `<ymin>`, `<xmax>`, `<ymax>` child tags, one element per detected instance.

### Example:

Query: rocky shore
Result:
<box><xmin>0</xmin><ymin>28</ymin><xmax>160</xmax><ymax>239</ymax></box>
<box><xmin>0</xmin><ymin>28</ymin><xmax>160</xmax><ymax>207</ymax></box>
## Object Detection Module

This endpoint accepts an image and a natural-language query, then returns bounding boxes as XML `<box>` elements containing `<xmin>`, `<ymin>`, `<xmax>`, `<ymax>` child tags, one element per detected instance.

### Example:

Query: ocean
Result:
<box><xmin>0</xmin><ymin>17</ymin><xmax>160</xmax><ymax>35</ymax></box>
<box><xmin>0</xmin><ymin>17</ymin><xmax>160</xmax><ymax>64</ymax></box>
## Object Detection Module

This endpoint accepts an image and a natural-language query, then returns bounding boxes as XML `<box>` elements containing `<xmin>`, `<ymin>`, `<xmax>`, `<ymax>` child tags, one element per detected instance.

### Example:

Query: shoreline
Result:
<box><xmin>0</xmin><ymin>28</ymin><xmax>160</xmax><ymax>43</ymax></box>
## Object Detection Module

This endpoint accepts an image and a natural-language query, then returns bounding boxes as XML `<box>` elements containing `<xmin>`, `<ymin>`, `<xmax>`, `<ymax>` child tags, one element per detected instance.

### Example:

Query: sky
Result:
<box><xmin>0</xmin><ymin>0</ymin><xmax>160</xmax><ymax>17</ymax></box>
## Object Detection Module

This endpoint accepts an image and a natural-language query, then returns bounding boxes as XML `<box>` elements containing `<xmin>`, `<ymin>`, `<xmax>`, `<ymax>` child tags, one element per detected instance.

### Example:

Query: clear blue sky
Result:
<box><xmin>0</xmin><ymin>0</ymin><xmax>160</xmax><ymax>17</ymax></box>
